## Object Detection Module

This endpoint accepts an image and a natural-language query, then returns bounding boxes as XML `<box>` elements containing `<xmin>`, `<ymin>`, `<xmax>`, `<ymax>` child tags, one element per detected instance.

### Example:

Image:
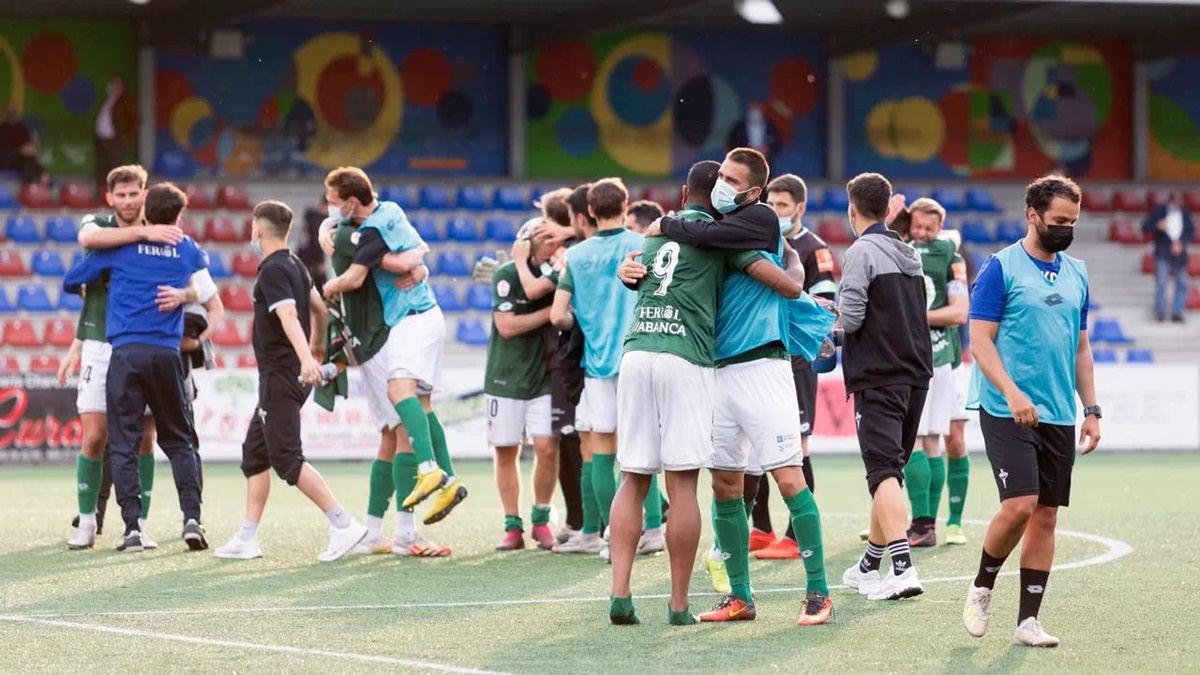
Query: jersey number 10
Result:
<box><xmin>652</xmin><ymin>242</ymin><xmax>681</xmax><ymax>297</ymax></box>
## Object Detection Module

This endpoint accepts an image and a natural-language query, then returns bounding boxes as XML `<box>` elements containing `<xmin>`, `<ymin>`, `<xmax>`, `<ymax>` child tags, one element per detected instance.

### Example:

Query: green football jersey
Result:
<box><xmin>332</xmin><ymin>222</ymin><xmax>390</xmax><ymax>364</ymax></box>
<box><xmin>914</xmin><ymin>238</ymin><xmax>967</xmax><ymax>368</ymax></box>
<box><xmin>622</xmin><ymin>207</ymin><xmax>742</xmax><ymax>368</ymax></box>
<box><xmin>484</xmin><ymin>261</ymin><xmax>551</xmax><ymax>399</ymax></box>
<box><xmin>74</xmin><ymin>214</ymin><xmax>119</xmax><ymax>342</ymax></box>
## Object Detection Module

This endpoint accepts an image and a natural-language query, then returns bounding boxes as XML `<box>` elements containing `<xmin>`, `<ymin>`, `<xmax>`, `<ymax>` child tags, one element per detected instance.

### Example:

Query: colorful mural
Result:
<box><xmin>526</xmin><ymin>32</ymin><xmax>825</xmax><ymax>179</ymax></box>
<box><xmin>1146</xmin><ymin>53</ymin><xmax>1200</xmax><ymax>180</ymax></box>
<box><xmin>154</xmin><ymin>24</ymin><xmax>507</xmax><ymax>179</ymax></box>
<box><xmin>843</xmin><ymin>38</ymin><xmax>1132</xmax><ymax>180</ymax></box>
<box><xmin>0</xmin><ymin>20</ymin><xmax>137</xmax><ymax>176</ymax></box>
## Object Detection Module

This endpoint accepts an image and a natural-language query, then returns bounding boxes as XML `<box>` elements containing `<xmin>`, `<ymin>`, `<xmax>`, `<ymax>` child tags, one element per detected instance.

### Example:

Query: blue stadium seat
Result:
<box><xmin>456</xmin><ymin>186</ymin><xmax>489</xmax><ymax>211</ymax></box>
<box><xmin>434</xmin><ymin>284</ymin><xmax>464</xmax><ymax>313</ymax></box>
<box><xmin>5</xmin><ymin>216</ymin><xmax>40</xmax><ymax>243</ymax></box>
<box><xmin>447</xmin><ymin>217</ymin><xmax>481</xmax><ymax>242</ymax></box>
<box><xmin>456</xmin><ymin>318</ymin><xmax>490</xmax><ymax>346</ymax></box>
<box><xmin>1127</xmin><ymin>349</ymin><xmax>1155</xmax><ymax>364</ymax></box>
<box><xmin>485</xmin><ymin>218</ymin><xmax>516</xmax><ymax>243</ymax></box>
<box><xmin>380</xmin><ymin>185</ymin><xmax>414</xmax><ymax>210</ymax></box>
<box><xmin>0</xmin><ymin>183</ymin><xmax>16</xmax><ymax>210</ymax></box>
<box><xmin>206</xmin><ymin>252</ymin><xmax>232</xmax><ymax>279</ymax></box>
<box><xmin>420</xmin><ymin>185</ymin><xmax>451</xmax><ymax>211</ymax></box>
<box><xmin>996</xmin><ymin>220</ymin><xmax>1025</xmax><ymax>242</ymax></box>
<box><xmin>436</xmin><ymin>251</ymin><xmax>471</xmax><ymax>277</ymax></box>
<box><xmin>17</xmin><ymin>285</ymin><xmax>54</xmax><ymax>312</ymax></box>
<box><xmin>466</xmin><ymin>284</ymin><xmax>492</xmax><ymax>311</ymax></box>
<box><xmin>961</xmin><ymin>220</ymin><xmax>994</xmax><ymax>245</ymax></box>
<box><xmin>0</xmin><ymin>288</ymin><xmax>13</xmax><ymax>313</ymax></box>
<box><xmin>1092</xmin><ymin>348</ymin><xmax>1118</xmax><ymax>364</ymax></box>
<box><xmin>412</xmin><ymin>217</ymin><xmax>442</xmax><ymax>243</ymax></box>
<box><xmin>494</xmin><ymin>186</ymin><xmax>527</xmax><ymax>211</ymax></box>
<box><xmin>823</xmin><ymin>188</ymin><xmax>849</xmax><ymax>213</ymax></box>
<box><xmin>966</xmin><ymin>188</ymin><xmax>1000</xmax><ymax>213</ymax></box>
<box><xmin>45</xmin><ymin>217</ymin><xmax>77</xmax><ymax>244</ymax></box>
<box><xmin>59</xmin><ymin>290</ymin><xmax>83</xmax><ymax>312</ymax></box>
<box><xmin>1091</xmin><ymin>318</ymin><xmax>1133</xmax><ymax>345</ymax></box>
<box><xmin>30</xmin><ymin>250</ymin><xmax>65</xmax><ymax>277</ymax></box>
<box><xmin>930</xmin><ymin>188</ymin><xmax>963</xmax><ymax>213</ymax></box>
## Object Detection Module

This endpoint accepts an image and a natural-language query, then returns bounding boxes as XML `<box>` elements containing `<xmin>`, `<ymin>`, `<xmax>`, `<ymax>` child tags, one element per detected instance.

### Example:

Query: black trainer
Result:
<box><xmin>117</xmin><ymin>531</ymin><xmax>144</xmax><ymax>553</ymax></box>
<box><xmin>183</xmin><ymin>519</ymin><xmax>208</xmax><ymax>551</ymax></box>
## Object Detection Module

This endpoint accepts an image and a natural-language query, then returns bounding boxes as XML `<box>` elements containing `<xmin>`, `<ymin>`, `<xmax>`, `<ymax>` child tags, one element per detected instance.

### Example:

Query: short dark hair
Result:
<box><xmin>253</xmin><ymin>200</ymin><xmax>293</xmax><ymax>239</ymax></box>
<box><xmin>587</xmin><ymin>178</ymin><xmax>629</xmax><ymax>220</ymax></box>
<box><xmin>627</xmin><ymin>200</ymin><xmax>664</xmax><ymax>228</ymax></box>
<box><xmin>144</xmin><ymin>183</ymin><xmax>187</xmax><ymax>225</ymax></box>
<box><xmin>846</xmin><ymin>172</ymin><xmax>892</xmax><ymax>221</ymax></box>
<box><xmin>727</xmin><ymin>147</ymin><xmax>770</xmax><ymax>190</ymax></box>
<box><xmin>106</xmin><ymin>165</ymin><xmax>147</xmax><ymax>193</ymax></box>
<box><xmin>686</xmin><ymin>160</ymin><xmax>721</xmax><ymax>197</ymax></box>
<box><xmin>324</xmin><ymin>166</ymin><xmax>374</xmax><ymax>204</ymax></box>
<box><xmin>567</xmin><ymin>183</ymin><xmax>596</xmax><ymax>228</ymax></box>
<box><xmin>1025</xmin><ymin>175</ymin><xmax>1082</xmax><ymax>214</ymax></box>
<box><xmin>766</xmin><ymin>173</ymin><xmax>806</xmax><ymax>203</ymax></box>
<box><xmin>539</xmin><ymin>187</ymin><xmax>573</xmax><ymax>227</ymax></box>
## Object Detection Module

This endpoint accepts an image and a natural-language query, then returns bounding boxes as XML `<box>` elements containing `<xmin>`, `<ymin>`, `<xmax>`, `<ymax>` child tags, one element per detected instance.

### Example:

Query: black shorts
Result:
<box><xmin>241</xmin><ymin>371</ymin><xmax>311</xmax><ymax>485</ymax></box>
<box><xmin>853</xmin><ymin>384</ymin><xmax>927</xmax><ymax>496</ymax></box>
<box><xmin>550</xmin><ymin>367</ymin><xmax>578</xmax><ymax>436</ymax></box>
<box><xmin>791</xmin><ymin>356</ymin><xmax>818</xmax><ymax>437</ymax></box>
<box><xmin>979</xmin><ymin>409</ymin><xmax>1075</xmax><ymax>507</ymax></box>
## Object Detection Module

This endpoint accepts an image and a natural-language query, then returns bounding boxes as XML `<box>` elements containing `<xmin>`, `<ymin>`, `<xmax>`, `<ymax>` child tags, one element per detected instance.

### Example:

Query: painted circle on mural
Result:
<box><xmin>527</xmin><ymin>83</ymin><xmax>552</xmax><ymax>121</ymax></box>
<box><xmin>401</xmin><ymin>47</ymin><xmax>453</xmax><ymax>108</ymax></box>
<box><xmin>537</xmin><ymin>40</ymin><xmax>596</xmax><ymax>103</ymax></box>
<box><xmin>155</xmin><ymin>70</ymin><xmax>194</xmax><ymax>129</ymax></box>
<box><xmin>609</xmin><ymin>55</ymin><xmax>669</xmax><ymax>127</ymax></box>
<box><xmin>21</xmin><ymin>33</ymin><xmax>77</xmax><ymax>94</ymax></box>
<box><xmin>866</xmin><ymin>96</ymin><xmax>944</xmax><ymax>162</ymax></box>
<box><xmin>1021</xmin><ymin>41</ymin><xmax>1110</xmax><ymax>163</ymax></box>
<box><xmin>437</xmin><ymin>89</ymin><xmax>473</xmax><ymax>129</ymax></box>
<box><xmin>841</xmin><ymin>51</ymin><xmax>879</xmax><ymax>82</ymax></box>
<box><xmin>556</xmin><ymin>107</ymin><xmax>599</xmax><ymax>158</ymax></box>
<box><xmin>61</xmin><ymin>76</ymin><xmax>96</xmax><ymax>116</ymax></box>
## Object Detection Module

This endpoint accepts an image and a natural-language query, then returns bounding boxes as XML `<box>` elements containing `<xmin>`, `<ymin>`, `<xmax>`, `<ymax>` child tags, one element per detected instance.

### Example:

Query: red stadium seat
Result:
<box><xmin>3</xmin><ymin>319</ymin><xmax>41</xmax><ymax>347</ymax></box>
<box><xmin>0</xmin><ymin>355</ymin><xmax>19</xmax><ymax>373</ymax></box>
<box><xmin>1082</xmin><ymin>190</ymin><xmax>1111</xmax><ymax>213</ymax></box>
<box><xmin>220</xmin><ymin>285</ymin><xmax>254</xmax><ymax>312</ymax></box>
<box><xmin>43</xmin><ymin>319</ymin><xmax>75</xmax><ymax>347</ymax></box>
<box><xmin>1113</xmin><ymin>189</ymin><xmax>1147</xmax><ymax>214</ymax></box>
<box><xmin>206</xmin><ymin>217</ymin><xmax>246</xmax><ymax>244</ymax></box>
<box><xmin>216</xmin><ymin>185</ymin><xmax>251</xmax><ymax>211</ymax></box>
<box><xmin>183</xmin><ymin>184</ymin><xmax>213</xmax><ymax>210</ymax></box>
<box><xmin>236</xmin><ymin>354</ymin><xmax>258</xmax><ymax>368</ymax></box>
<box><xmin>817</xmin><ymin>219</ymin><xmax>853</xmax><ymax>246</ymax></box>
<box><xmin>1141</xmin><ymin>253</ymin><xmax>1154</xmax><ymax>275</ymax></box>
<box><xmin>211</xmin><ymin>320</ymin><xmax>247</xmax><ymax>346</ymax></box>
<box><xmin>1188</xmin><ymin>286</ymin><xmax>1200</xmax><ymax>310</ymax></box>
<box><xmin>0</xmin><ymin>251</ymin><xmax>29</xmax><ymax>276</ymax></box>
<box><xmin>29</xmin><ymin>354</ymin><xmax>59</xmax><ymax>374</ymax></box>
<box><xmin>231</xmin><ymin>251</ymin><xmax>259</xmax><ymax>278</ymax></box>
<box><xmin>60</xmin><ymin>183</ymin><xmax>99</xmax><ymax>209</ymax></box>
<box><xmin>19</xmin><ymin>183</ymin><xmax>58</xmax><ymax>209</ymax></box>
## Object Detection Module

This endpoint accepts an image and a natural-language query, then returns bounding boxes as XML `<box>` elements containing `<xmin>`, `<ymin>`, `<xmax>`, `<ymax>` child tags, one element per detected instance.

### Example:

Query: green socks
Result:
<box><xmin>76</xmin><ymin>455</ymin><xmax>103</xmax><ymax>515</ymax></box>
<box><xmin>504</xmin><ymin>514</ymin><xmax>524</xmax><ymax>532</ymax></box>
<box><xmin>138</xmin><ymin>454</ymin><xmax>155</xmax><ymax>519</ymax></box>
<box><xmin>643</xmin><ymin>476</ymin><xmax>663</xmax><ymax>530</ymax></box>
<box><xmin>580</xmin><ymin>461</ymin><xmax>601</xmax><ymax>535</ymax></box>
<box><xmin>531</xmin><ymin>504</ymin><xmax>551</xmax><ymax>527</ymax></box>
<box><xmin>927</xmin><ymin>454</ymin><xmax>946</xmax><ymax>522</ymax></box>
<box><xmin>668</xmin><ymin>607</ymin><xmax>699</xmax><ymax>625</ymax></box>
<box><xmin>784</xmin><ymin>487</ymin><xmax>829</xmax><ymax>595</ymax></box>
<box><xmin>610</xmin><ymin>596</ymin><xmax>639</xmax><ymax>625</ymax></box>
<box><xmin>394</xmin><ymin>398</ymin><xmax>435</xmax><ymax>468</ymax></box>
<box><xmin>904</xmin><ymin>450</ymin><xmax>932</xmax><ymax>521</ymax></box>
<box><xmin>426</xmin><ymin>411</ymin><xmax>455</xmax><ymax>477</ymax></box>
<box><xmin>393</xmin><ymin>453</ymin><xmax>419</xmax><ymax>513</ymax></box>
<box><xmin>713</xmin><ymin>497</ymin><xmax>751</xmax><ymax>602</ymax></box>
<box><xmin>591</xmin><ymin>454</ymin><xmax>617</xmax><ymax>530</ymax></box>
<box><xmin>367</xmin><ymin>459</ymin><xmax>394</xmax><ymax>518</ymax></box>
<box><xmin>947</xmin><ymin>456</ymin><xmax>970</xmax><ymax>526</ymax></box>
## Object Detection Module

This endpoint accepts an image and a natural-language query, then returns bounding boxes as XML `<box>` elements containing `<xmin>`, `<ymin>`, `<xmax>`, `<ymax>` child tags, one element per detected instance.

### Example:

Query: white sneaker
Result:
<box><xmin>67</xmin><ymin>523</ymin><xmax>96</xmax><ymax>550</ymax></box>
<box><xmin>963</xmin><ymin>584</ymin><xmax>993</xmax><ymax>637</ymax></box>
<box><xmin>636</xmin><ymin>528</ymin><xmax>665</xmax><ymax>555</ymax></box>
<box><xmin>139</xmin><ymin>521</ymin><xmax>158</xmax><ymax>550</ymax></box>
<box><xmin>1013</xmin><ymin>617</ymin><xmax>1060</xmax><ymax>648</ymax></box>
<box><xmin>842</xmin><ymin>563</ymin><xmax>882</xmax><ymax>596</ymax></box>
<box><xmin>353</xmin><ymin>531</ymin><xmax>393</xmax><ymax>555</ymax></box>
<box><xmin>867</xmin><ymin>567</ymin><xmax>925</xmax><ymax>600</ymax></box>
<box><xmin>552</xmin><ymin>531</ymin><xmax>604</xmax><ymax>554</ymax></box>
<box><xmin>318</xmin><ymin>520</ymin><xmax>368</xmax><ymax>562</ymax></box>
<box><xmin>214</xmin><ymin>535</ymin><xmax>263</xmax><ymax>560</ymax></box>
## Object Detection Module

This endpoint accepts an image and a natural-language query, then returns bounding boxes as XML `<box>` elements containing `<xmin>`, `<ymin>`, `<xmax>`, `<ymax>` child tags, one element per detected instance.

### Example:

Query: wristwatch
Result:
<box><xmin>1083</xmin><ymin>405</ymin><xmax>1102</xmax><ymax>419</ymax></box>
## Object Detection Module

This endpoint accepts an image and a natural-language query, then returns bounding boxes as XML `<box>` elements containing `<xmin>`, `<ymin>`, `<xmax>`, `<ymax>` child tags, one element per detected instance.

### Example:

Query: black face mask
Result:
<box><xmin>1036</xmin><ymin>221</ymin><xmax>1074</xmax><ymax>253</ymax></box>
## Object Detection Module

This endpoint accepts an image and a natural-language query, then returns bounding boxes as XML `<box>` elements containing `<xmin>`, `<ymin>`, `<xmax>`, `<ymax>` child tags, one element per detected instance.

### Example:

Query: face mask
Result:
<box><xmin>1036</xmin><ymin>220</ymin><xmax>1074</xmax><ymax>253</ymax></box>
<box><xmin>712</xmin><ymin>179</ymin><xmax>749</xmax><ymax>215</ymax></box>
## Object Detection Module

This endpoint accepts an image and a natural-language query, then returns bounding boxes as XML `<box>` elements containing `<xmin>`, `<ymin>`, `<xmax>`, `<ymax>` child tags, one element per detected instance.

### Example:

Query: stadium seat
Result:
<box><xmin>45</xmin><ymin>217</ymin><xmax>77</xmax><ymax>244</ymax></box>
<box><xmin>930</xmin><ymin>188</ymin><xmax>963</xmax><ymax>213</ymax></box>
<box><xmin>823</xmin><ymin>188</ymin><xmax>849</xmax><ymax>213</ymax></box>
<box><xmin>434</xmin><ymin>284</ymin><xmax>464</xmax><ymax>313</ymax></box>
<box><xmin>6</xmin><ymin>216</ymin><xmax>40</xmax><ymax>243</ymax></box>
<box><xmin>1091</xmin><ymin>348</ymin><xmax>1118</xmax><ymax>364</ymax></box>
<box><xmin>19</xmin><ymin>183</ymin><xmax>58</xmax><ymax>209</ymax></box>
<box><xmin>206</xmin><ymin>217</ymin><xmax>245</xmax><ymax>243</ymax></box>
<box><xmin>220</xmin><ymin>285</ymin><xmax>254</xmax><ymax>313</ymax></box>
<box><xmin>0</xmin><ymin>288</ymin><xmax>13</xmax><ymax>313</ymax></box>
<box><xmin>1091</xmin><ymin>318</ymin><xmax>1133</xmax><ymax>345</ymax></box>
<box><xmin>1187</xmin><ymin>286</ymin><xmax>1200</xmax><ymax>310</ymax></box>
<box><xmin>1190</xmin><ymin>256</ymin><xmax>1200</xmax><ymax>277</ymax></box>
<box><xmin>816</xmin><ymin>219</ymin><xmax>853</xmax><ymax>246</ymax></box>
<box><xmin>965</xmin><ymin>188</ymin><xmax>999</xmax><ymax>213</ymax></box>
<box><xmin>43</xmin><ymin>319</ymin><xmax>74</xmax><ymax>347</ymax></box>
<box><xmin>211</xmin><ymin>320</ymin><xmax>246</xmax><ymax>346</ymax></box>
<box><xmin>1141</xmin><ymin>253</ymin><xmax>1154</xmax><ymax>275</ymax></box>
<box><xmin>30</xmin><ymin>250</ymin><xmax>65</xmax><ymax>277</ymax></box>
<box><xmin>3</xmin><ymin>319</ymin><xmax>40</xmax><ymax>346</ymax></box>
<box><xmin>60</xmin><ymin>183</ymin><xmax>98</xmax><ymax>209</ymax></box>
<box><xmin>456</xmin><ymin>186</ymin><xmax>489</xmax><ymax>211</ymax></box>
<box><xmin>1113</xmin><ymin>189</ymin><xmax>1147</xmax><ymax>213</ymax></box>
<box><xmin>58</xmin><ymin>290</ymin><xmax>83</xmax><ymax>312</ymax></box>
<box><xmin>494</xmin><ymin>186</ymin><xmax>527</xmax><ymax>211</ymax></box>
<box><xmin>183</xmin><ymin>184</ymin><xmax>214</xmax><ymax>210</ymax></box>
<box><xmin>1082</xmin><ymin>190</ymin><xmax>1111</xmax><ymax>213</ymax></box>
<box><xmin>18</xmin><ymin>285</ymin><xmax>54</xmax><ymax>312</ymax></box>
<box><xmin>961</xmin><ymin>220</ymin><xmax>993</xmax><ymax>245</ymax></box>
<box><xmin>0</xmin><ymin>355</ymin><xmax>19</xmax><ymax>373</ymax></box>
<box><xmin>420</xmin><ymin>185</ymin><xmax>452</xmax><ymax>211</ymax></box>
<box><xmin>231</xmin><ymin>251</ymin><xmax>259</xmax><ymax>279</ymax></box>
<box><xmin>412</xmin><ymin>217</ymin><xmax>442</xmax><ymax>243</ymax></box>
<box><xmin>996</xmin><ymin>220</ymin><xmax>1025</xmax><ymax>242</ymax></box>
<box><xmin>0</xmin><ymin>183</ymin><xmax>16</xmax><ymax>209</ymax></box>
<box><xmin>436</xmin><ymin>251</ymin><xmax>471</xmax><ymax>277</ymax></box>
<box><xmin>29</xmin><ymin>354</ymin><xmax>60</xmax><ymax>374</ymax></box>
<box><xmin>447</xmin><ymin>217</ymin><xmax>481</xmax><ymax>242</ymax></box>
<box><xmin>215</xmin><ymin>185</ymin><xmax>250</xmax><ymax>211</ymax></box>
<box><xmin>0</xmin><ymin>251</ymin><xmax>29</xmax><ymax>276</ymax></box>
<box><xmin>236</xmin><ymin>354</ymin><xmax>258</xmax><ymax>369</ymax></box>
<box><xmin>1127</xmin><ymin>349</ymin><xmax>1155</xmax><ymax>364</ymax></box>
<box><xmin>485</xmin><ymin>218</ymin><xmax>516</xmax><ymax>243</ymax></box>
<box><xmin>466</xmin><ymin>284</ymin><xmax>492</xmax><ymax>311</ymax></box>
<box><xmin>455</xmin><ymin>318</ymin><xmax>490</xmax><ymax>346</ymax></box>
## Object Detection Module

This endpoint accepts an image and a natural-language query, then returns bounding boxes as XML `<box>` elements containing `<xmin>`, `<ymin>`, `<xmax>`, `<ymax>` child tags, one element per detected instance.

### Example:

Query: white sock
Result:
<box><xmin>365</xmin><ymin>515</ymin><xmax>383</xmax><ymax>537</ymax></box>
<box><xmin>79</xmin><ymin>513</ymin><xmax>97</xmax><ymax>528</ymax></box>
<box><xmin>325</xmin><ymin>505</ymin><xmax>351</xmax><ymax>529</ymax></box>
<box><xmin>396</xmin><ymin>510</ymin><xmax>416</xmax><ymax>541</ymax></box>
<box><xmin>236</xmin><ymin>520</ymin><xmax>259</xmax><ymax>542</ymax></box>
<box><xmin>417</xmin><ymin>460</ymin><xmax>438</xmax><ymax>474</ymax></box>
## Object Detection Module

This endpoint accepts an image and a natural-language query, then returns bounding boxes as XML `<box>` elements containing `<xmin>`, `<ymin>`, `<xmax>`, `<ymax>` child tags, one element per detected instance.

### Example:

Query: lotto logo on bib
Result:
<box><xmin>776</xmin><ymin>432</ymin><xmax>798</xmax><ymax>453</ymax></box>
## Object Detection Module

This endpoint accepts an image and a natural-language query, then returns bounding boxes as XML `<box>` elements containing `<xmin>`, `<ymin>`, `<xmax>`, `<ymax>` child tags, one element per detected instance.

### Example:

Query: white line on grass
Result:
<box><xmin>11</xmin><ymin>517</ymin><xmax>1131</xmax><ymax>620</ymax></box>
<box><xmin>0</xmin><ymin>615</ymin><xmax>508</xmax><ymax>675</ymax></box>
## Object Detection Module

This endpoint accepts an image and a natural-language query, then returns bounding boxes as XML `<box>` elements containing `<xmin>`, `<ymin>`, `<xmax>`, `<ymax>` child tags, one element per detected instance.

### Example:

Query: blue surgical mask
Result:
<box><xmin>711</xmin><ymin>179</ymin><xmax>745</xmax><ymax>215</ymax></box>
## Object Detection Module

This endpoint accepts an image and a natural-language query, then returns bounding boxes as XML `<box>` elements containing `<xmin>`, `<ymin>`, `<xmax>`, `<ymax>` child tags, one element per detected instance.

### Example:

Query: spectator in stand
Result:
<box><xmin>1143</xmin><ymin>192</ymin><xmax>1194</xmax><ymax>323</ymax></box>
<box><xmin>0</xmin><ymin>106</ymin><xmax>48</xmax><ymax>184</ymax></box>
<box><xmin>296</xmin><ymin>195</ymin><xmax>330</xmax><ymax>292</ymax></box>
<box><xmin>94</xmin><ymin>76</ymin><xmax>138</xmax><ymax>194</ymax></box>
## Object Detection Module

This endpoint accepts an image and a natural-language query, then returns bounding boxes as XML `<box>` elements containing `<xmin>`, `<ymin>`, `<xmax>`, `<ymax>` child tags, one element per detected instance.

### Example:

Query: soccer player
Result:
<box><xmin>962</xmin><ymin>175</ymin><xmax>1100</xmax><ymax>648</ymax></box>
<box><xmin>837</xmin><ymin>173</ymin><xmax>933</xmax><ymax>601</ymax></box>
<box><xmin>62</xmin><ymin>182</ymin><xmax>210</xmax><ymax>553</ymax></box>
<box><xmin>608</xmin><ymin>160</ymin><xmax>802</xmax><ymax>626</ymax></box>
<box><xmin>322</xmin><ymin>168</ymin><xmax>467</xmax><ymax>526</ymax></box>
<box><xmin>214</xmin><ymin>200</ymin><xmax>367</xmax><ymax>562</ymax></box>
<box><xmin>754</xmin><ymin>173</ymin><xmax>839</xmax><ymax>561</ymax></box>
<box><xmin>901</xmin><ymin>198</ymin><xmax>969</xmax><ymax>548</ymax></box>
<box><xmin>941</xmin><ymin>227</ymin><xmax>973</xmax><ymax>546</ymax></box>
<box><xmin>624</xmin><ymin>200</ymin><xmax>664</xmax><ymax>235</ymax></box>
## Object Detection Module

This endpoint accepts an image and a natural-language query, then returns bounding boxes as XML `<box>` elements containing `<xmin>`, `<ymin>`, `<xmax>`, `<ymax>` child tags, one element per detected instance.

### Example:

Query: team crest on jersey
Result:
<box><xmin>497</xmin><ymin>280</ymin><xmax>511</xmax><ymax>297</ymax></box>
<box><xmin>351</xmin><ymin>231</ymin><xmax>361</xmax><ymax>245</ymax></box>
<box><xmin>815</xmin><ymin>248</ymin><xmax>834</xmax><ymax>273</ymax></box>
